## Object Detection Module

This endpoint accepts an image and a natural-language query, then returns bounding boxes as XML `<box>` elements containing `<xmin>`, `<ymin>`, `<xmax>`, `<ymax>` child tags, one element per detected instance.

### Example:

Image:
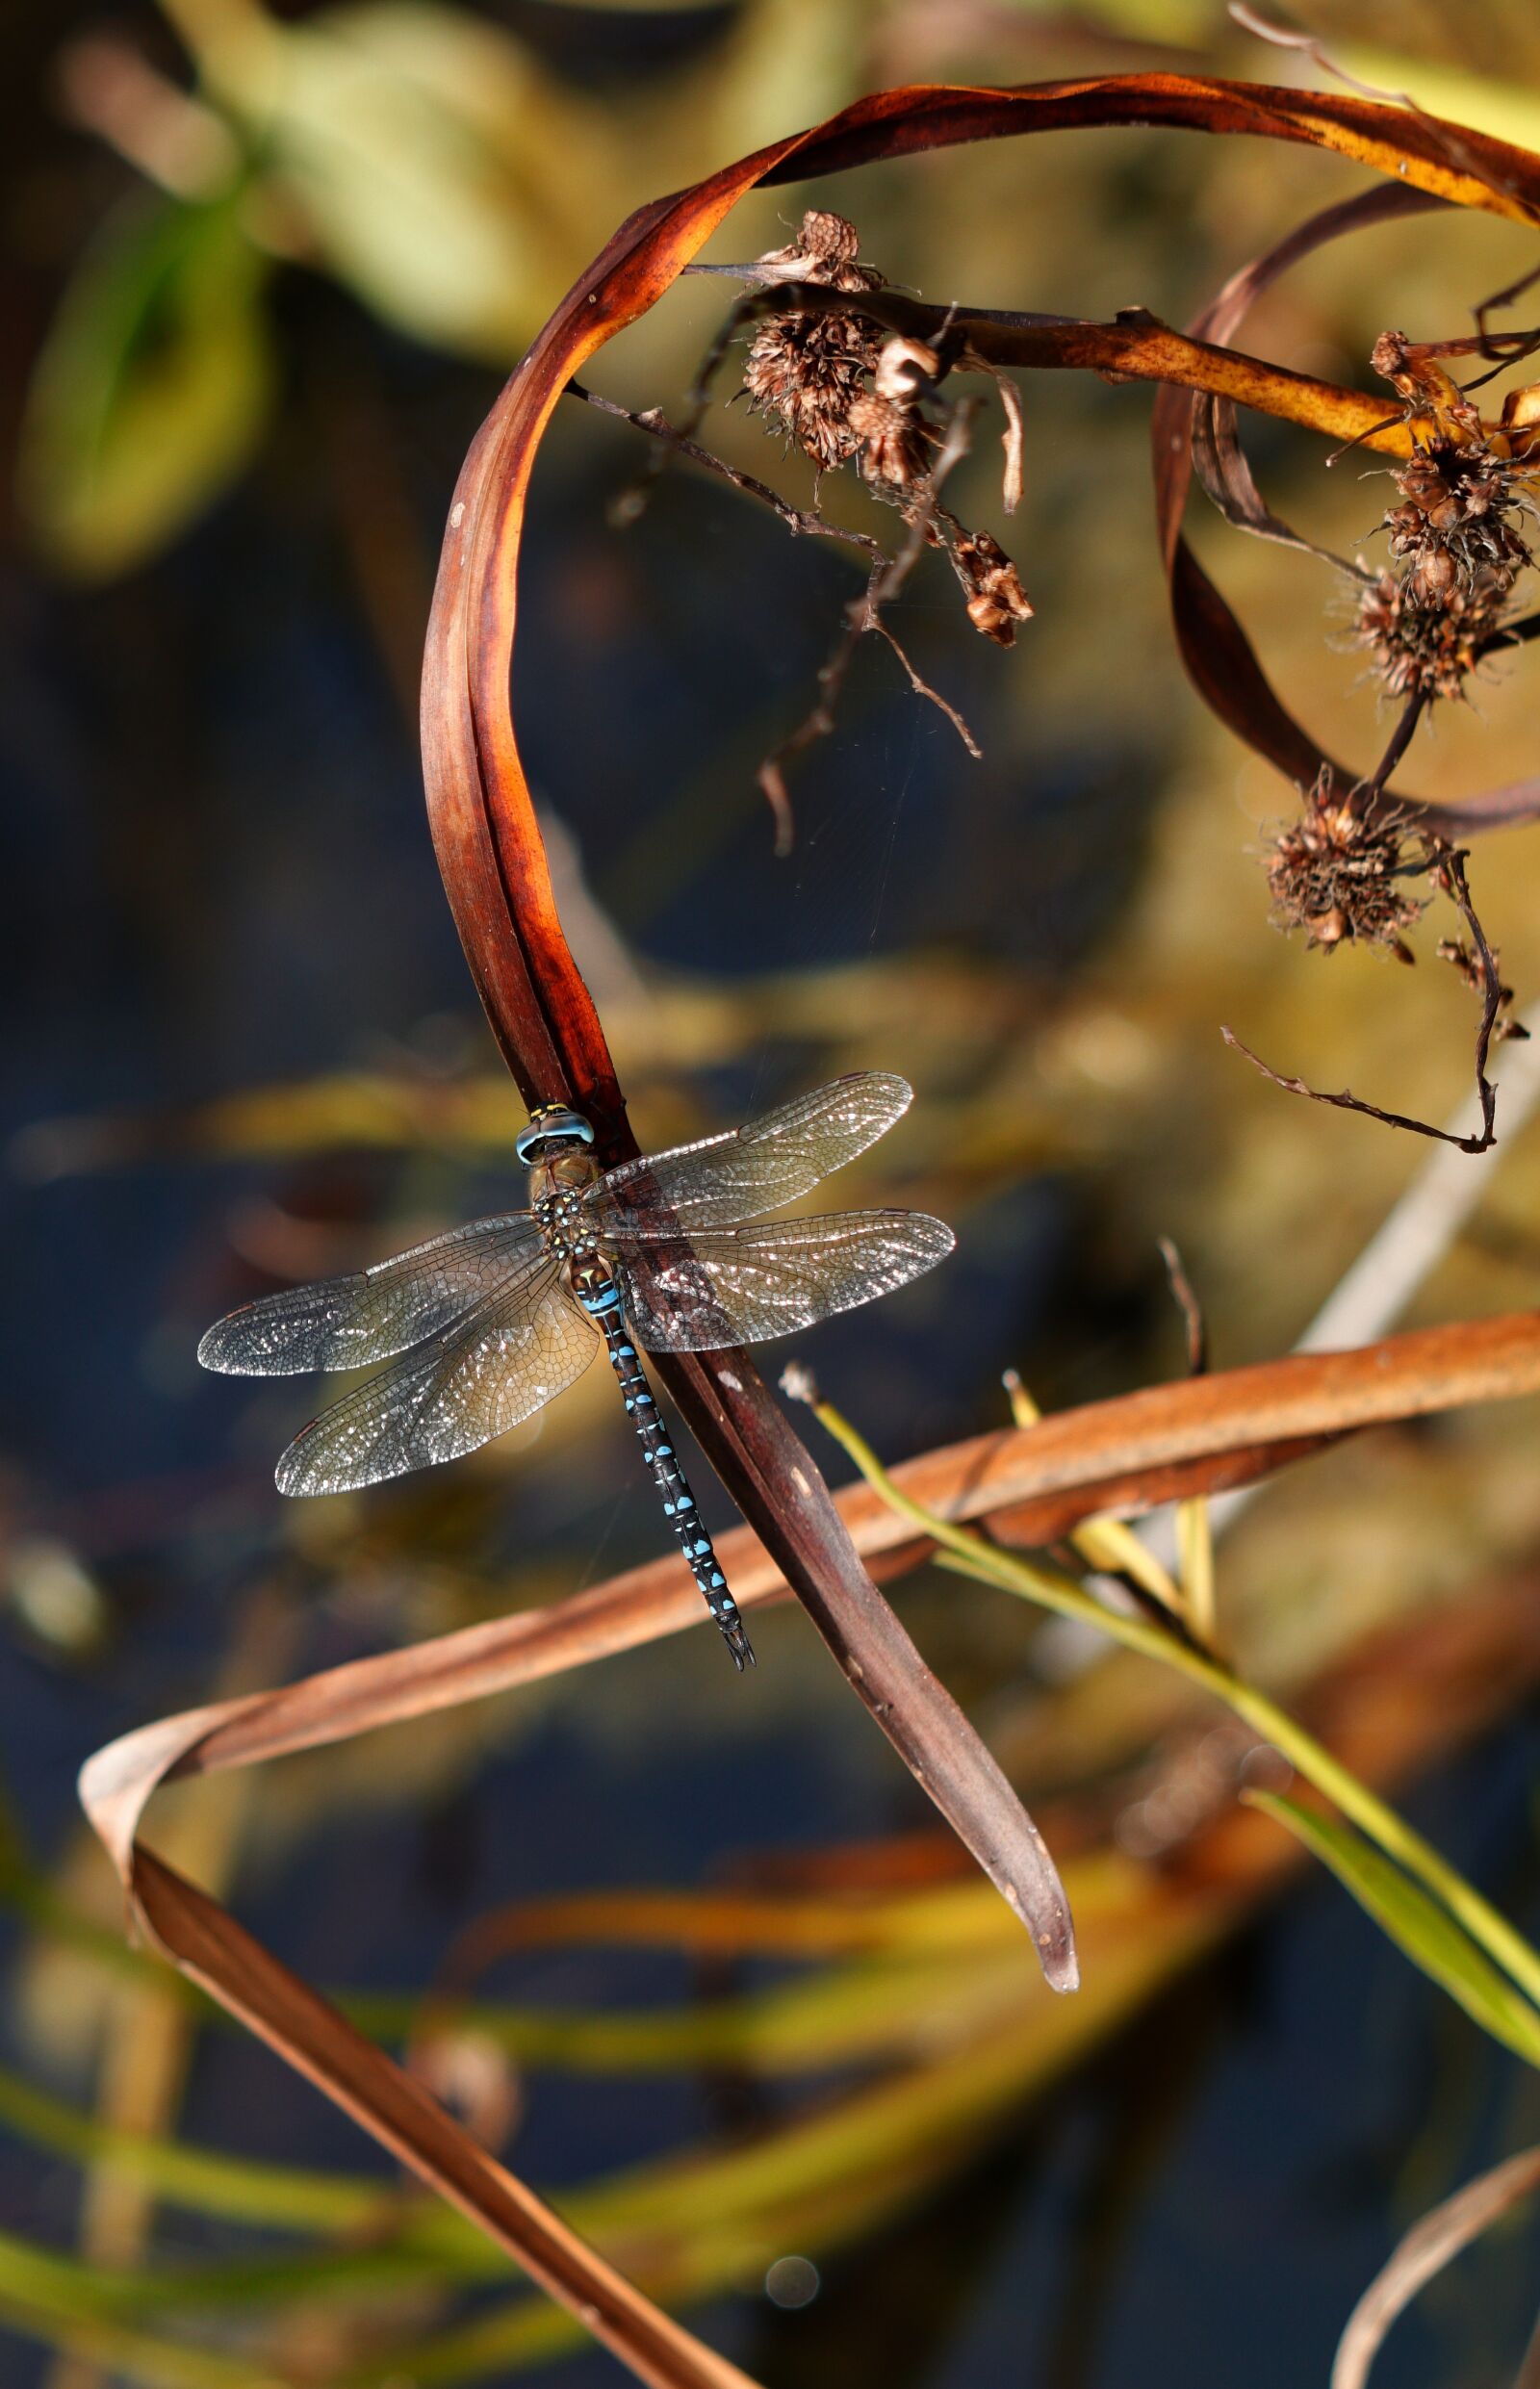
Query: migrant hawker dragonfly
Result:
<box><xmin>199</xmin><ymin>1072</ymin><xmax>953</xmax><ymax>1669</ymax></box>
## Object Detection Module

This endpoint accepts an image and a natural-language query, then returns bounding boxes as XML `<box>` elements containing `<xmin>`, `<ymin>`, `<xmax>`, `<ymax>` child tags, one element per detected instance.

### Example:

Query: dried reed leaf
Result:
<box><xmin>1333</xmin><ymin>2144</ymin><xmax>1540</xmax><ymax>2389</ymax></box>
<box><xmin>128</xmin><ymin>1852</ymin><xmax>759</xmax><ymax>2389</ymax></box>
<box><xmin>85</xmin><ymin>1307</ymin><xmax>1540</xmax><ymax>1841</ymax></box>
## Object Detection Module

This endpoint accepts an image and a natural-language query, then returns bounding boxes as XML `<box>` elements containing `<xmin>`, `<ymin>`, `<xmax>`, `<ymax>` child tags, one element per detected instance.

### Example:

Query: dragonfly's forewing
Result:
<box><xmin>588</xmin><ymin>1072</ymin><xmax>912</xmax><ymax>1238</ymax></box>
<box><xmin>198</xmin><ymin>1215</ymin><xmax>541</xmax><ymax>1377</ymax></box>
<box><xmin>275</xmin><ymin>1257</ymin><xmax>596</xmax><ymax>1496</ymax></box>
<box><xmin>613</xmin><ymin>1210</ymin><xmax>955</xmax><ymax>1352</ymax></box>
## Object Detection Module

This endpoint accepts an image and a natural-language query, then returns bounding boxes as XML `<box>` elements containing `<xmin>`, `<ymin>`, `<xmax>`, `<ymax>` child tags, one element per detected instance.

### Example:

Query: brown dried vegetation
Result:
<box><xmin>65</xmin><ymin>65</ymin><xmax>1540</xmax><ymax>2389</ymax></box>
<box><xmin>1265</xmin><ymin>773</ymin><xmax>1424</xmax><ymax>959</ymax></box>
<box><xmin>1350</xmin><ymin>335</ymin><xmax>1540</xmax><ymax>706</ymax></box>
<box><xmin>741</xmin><ymin>209</ymin><xmax>884</xmax><ymax>471</ymax></box>
<box><xmin>738</xmin><ymin>213</ymin><xmax>1033</xmax><ymax>678</ymax></box>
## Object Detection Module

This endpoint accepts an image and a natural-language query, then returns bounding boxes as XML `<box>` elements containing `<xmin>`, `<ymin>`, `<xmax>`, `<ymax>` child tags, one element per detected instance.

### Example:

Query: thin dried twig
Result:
<box><xmin>1476</xmin><ymin>259</ymin><xmax>1540</xmax><ymax>352</ymax></box>
<box><xmin>1221</xmin><ymin>971</ymin><xmax>1499</xmax><ymax>1156</ymax></box>
<box><xmin>606</xmin><ymin>294</ymin><xmax>757</xmax><ymax>528</ymax></box>
<box><xmin>566</xmin><ymin>380</ymin><xmax>884</xmax><ymax>564</ymax></box>
<box><xmin>1431</xmin><ymin>840</ymin><xmax>1503</xmax><ymax>1150</ymax></box>
<box><xmin>757</xmin><ymin>398</ymin><xmax>983</xmax><ymax>851</ymax></box>
<box><xmin>572</xmin><ymin>376</ymin><xmax>984</xmax><ymax>854</ymax></box>
<box><xmin>1157</xmin><ymin>1237</ymin><xmax>1209</xmax><ymax>1376</ymax></box>
<box><xmin>1357</xmin><ymin>694</ymin><xmax>1426</xmax><ymax>807</ymax></box>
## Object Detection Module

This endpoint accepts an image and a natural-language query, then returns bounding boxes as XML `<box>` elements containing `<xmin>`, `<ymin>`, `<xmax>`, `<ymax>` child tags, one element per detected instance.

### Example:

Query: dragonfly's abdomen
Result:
<box><xmin>573</xmin><ymin>1266</ymin><xmax>754</xmax><ymax>1672</ymax></box>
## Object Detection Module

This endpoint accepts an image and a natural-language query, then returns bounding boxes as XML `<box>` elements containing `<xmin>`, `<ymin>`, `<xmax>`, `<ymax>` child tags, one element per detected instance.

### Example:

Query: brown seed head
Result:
<box><xmin>1370</xmin><ymin>329</ymin><xmax>1412</xmax><ymax>388</ymax></box>
<box><xmin>1265</xmin><ymin>772</ymin><xmax>1425</xmax><ymax>955</ymax></box>
<box><xmin>742</xmin><ymin>212</ymin><xmax>885</xmax><ymax>468</ymax></box>
<box><xmin>955</xmin><ymin>528</ymin><xmax>1033</xmax><ymax>646</ymax></box>
<box><xmin>798</xmin><ymin>210</ymin><xmax>860</xmax><ymax>265</ymax></box>
<box><xmin>1354</xmin><ymin>569</ymin><xmax>1509</xmax><ymax>702</ymax></box>
<box><xmin>1376</xmin><ymin>436</ymin><xmax>1531</xmax><ymax>597</ymax></box>
<box><xmin>1409</xmin><ymin>546</ymin><xmax>1457</xmax><ymax>603</ymax></box>
<box><xmin>753</xmin><ymin>209</ymin><xmax>883</xmax><ymax>295</ymax></box>
<box><xmin>743</xmin><ymin>308</ymin><xmax>881</xmax><ymax>470</ymax></box>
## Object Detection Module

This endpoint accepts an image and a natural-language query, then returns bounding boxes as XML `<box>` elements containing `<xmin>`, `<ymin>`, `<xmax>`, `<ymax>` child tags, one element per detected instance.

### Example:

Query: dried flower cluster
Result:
<box><xmin>1382</xmin><ymin>444</ymin><xmax>1531</xmax><ymax>600</ymax></box>
<box><xmin>1353</xmin><ymin>331</ymin><xmax>1540</xmax><ymax>702</ymax></box>
<box><xmin>953</xmin><ymin>529</ymin><xmax>1034</xmax><ymax>646</ymax></box>
<box><xmin>741</xmin><ymin>211</ymin><xmax>1033</xmax><ymax>644</ymax></box>
<box><xmin>844</xmin><ymin>333</ymin><xmax>940</xmax><ymax>495</ymax></box>
<box><xmin>1265</xmin><ymin>771</ymin><xmax>1424</xmax><ymax>957</ymax></box>
<box><xmin>1354</xmin><ymin>569</ymin><xmax>1510</xmax><ymax>703</ymax></box>
<box><xmin>742</xmin><ymin>212</ymin><xmax>885</xmax><ymax>473</ymax></box>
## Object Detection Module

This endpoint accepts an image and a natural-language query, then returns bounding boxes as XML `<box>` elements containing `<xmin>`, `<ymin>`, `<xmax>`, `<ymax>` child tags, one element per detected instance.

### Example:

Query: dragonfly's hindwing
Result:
<box><xmin>198</xmin><ymin>1214</ymin><xmax>542</xmax><ymax>1376</ymax></box>
<box><xmin>614</xmin><ymin>1209</ymin><xmax>955</xmax><ymax>1353</ymax></box>
<box><xmin>275</xmin><ymin>1255</ymin><xmax>596</xmax><ymax>1496</ymax></box>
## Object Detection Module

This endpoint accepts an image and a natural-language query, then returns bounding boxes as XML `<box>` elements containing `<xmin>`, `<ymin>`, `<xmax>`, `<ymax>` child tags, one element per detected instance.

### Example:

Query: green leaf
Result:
<box><xmin>243</xmin><ymin>3</ymin><xmax>576</xmax><ymax>359</ymax></box>
<box><xmin>19</xmin><ymin>191</ymin><xmax>273</xmax><ymax>578</ymax></box>
<box><xmin>1245</xmin><ymin>1791</ymin><xmax>1540</xmax><ymax>2067</ymax></box>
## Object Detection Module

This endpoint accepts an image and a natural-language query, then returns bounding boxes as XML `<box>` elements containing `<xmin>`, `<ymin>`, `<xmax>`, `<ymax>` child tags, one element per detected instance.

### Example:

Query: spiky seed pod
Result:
<box><xmin>1265</xmin><ymin>775</ymin><xmax>1424</xmax><ymax>957</ymax></box>
<box><xmin>752</xmin><ymin>209</ymin><xmax>882</xmax><ymax>293</ymax></box>
<box><xmin>1354</xmin><ymin>569</ymin><xmax>1510</xmax><ymax>703</ymax></box>
<box><xmin>1378</xmin><ymin>437</ymin><xmax>1532</xmax><ymax>597</ymax></box>
<box><xmin>744</xmin><ymin>311</ymin><xmax>882</xmax><ymax>469</ymax></box>
<box><xmin>1409</xmin><ymin>547</ymin><xmax>1458</xmax><ymax>604</ymax></box>
<box><xmin>742</xmin><ymin>211</ymin><xmax>885</xmax><ymax>469</ymax></box>
<box><xmin>798</xmin><ymin>211</ymin><xmax>859</xmax><ymax>265</ymax></box>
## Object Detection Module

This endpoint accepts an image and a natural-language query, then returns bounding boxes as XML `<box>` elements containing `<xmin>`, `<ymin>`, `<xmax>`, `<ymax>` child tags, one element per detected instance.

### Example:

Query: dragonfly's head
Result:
<box><xmin>516</xmin><ymin>1106</ymin><xmax>596</xmax><ymax>1167</ymax></box>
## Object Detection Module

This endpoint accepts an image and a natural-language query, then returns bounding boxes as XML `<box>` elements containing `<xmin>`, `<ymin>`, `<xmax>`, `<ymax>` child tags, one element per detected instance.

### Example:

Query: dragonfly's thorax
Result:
<box><xmin>530</xmin><ymin>1148</ymin><xmax>603</xmax><ymax>1267</ymax></box>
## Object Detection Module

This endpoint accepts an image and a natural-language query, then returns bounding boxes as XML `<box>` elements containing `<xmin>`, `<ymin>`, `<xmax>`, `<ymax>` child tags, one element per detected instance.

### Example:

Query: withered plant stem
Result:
<box><xmin>604</xmin><ymin>295</ymin><xmax>759</xmax><ymax>528</ymax></box>
<box><xmin>1225</xmin><ymin>839</ymin><xmax>1502</xmax><ymax>1154</ymax></box>
<box><xmin>757</xmin><ymin>399</ymin><xmax>984</xmax><ymax>851</ymax></box>
<box><xmin>566</xmin><ymin>380</ymin><xmax>884</xmax><ymax>563</ymax></box>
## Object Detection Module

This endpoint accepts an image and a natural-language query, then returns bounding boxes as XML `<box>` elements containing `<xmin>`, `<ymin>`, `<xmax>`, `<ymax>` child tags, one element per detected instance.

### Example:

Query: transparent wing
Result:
<box><xmin>588</xmin><ymin>1072</ymin><xmax>913</xmax><ymax>1239</ymax></box>
<box><xmin>275</xmin><ymin>1257</ymin><xmax>596</xmax><ymax>1497</ymax></box>
<box><xmin>613</xmin><ymin>1210</ymin><xmax>955</xmax><ymax>1353</ymax></box>
<box><xmin>198</xmin><ymin>1213</ymin><xmax>541</xmax><ymax>1377</ymax></box>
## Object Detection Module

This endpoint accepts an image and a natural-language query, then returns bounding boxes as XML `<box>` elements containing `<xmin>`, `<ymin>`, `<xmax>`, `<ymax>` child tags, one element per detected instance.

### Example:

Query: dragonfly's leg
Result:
<box><xmin>580</xmin><ymin>1274</ymin><xmax>755</xmax><ymax>1670</ymax></box>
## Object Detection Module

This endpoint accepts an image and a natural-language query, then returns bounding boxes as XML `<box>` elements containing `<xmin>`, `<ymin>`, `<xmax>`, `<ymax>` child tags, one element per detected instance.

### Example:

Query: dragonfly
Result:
<box><xmin>199</xmin><ymin>1072</ymin><xmax>954</xmax><ymax>1670</ymax></box>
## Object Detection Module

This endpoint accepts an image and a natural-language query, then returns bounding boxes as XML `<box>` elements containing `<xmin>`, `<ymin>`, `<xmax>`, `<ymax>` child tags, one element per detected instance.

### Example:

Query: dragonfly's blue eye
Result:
<box><xmin>515</xmin><ymin>1107</ymin><xmax>596</xmax><ymax>1164</ymax></box>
